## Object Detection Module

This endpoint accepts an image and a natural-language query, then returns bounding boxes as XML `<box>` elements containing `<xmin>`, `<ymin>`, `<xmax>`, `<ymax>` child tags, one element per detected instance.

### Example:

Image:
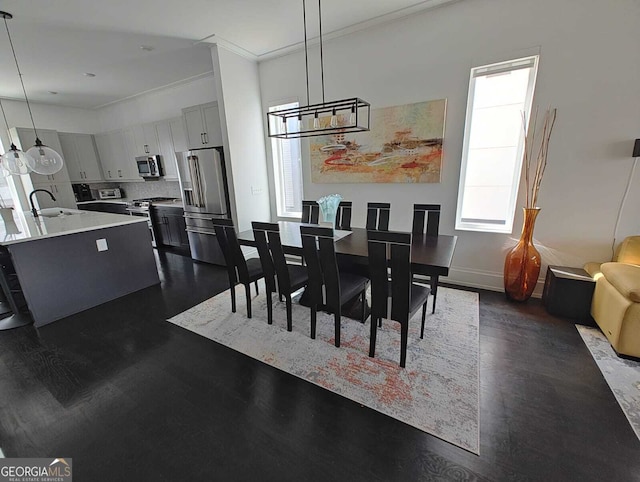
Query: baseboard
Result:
<box><xmin>445</xmin><ymin>267</ymin><xmax>545</xmax><ymax>299</ymax></box>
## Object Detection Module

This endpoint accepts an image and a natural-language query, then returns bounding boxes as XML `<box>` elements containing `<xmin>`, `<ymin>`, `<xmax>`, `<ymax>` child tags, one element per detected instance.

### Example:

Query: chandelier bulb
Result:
<box><xmin>313</xmin><ymin>112</ymin><xmax>320</xmax><ymax>129</ymax></box>
<box><xmin>330</xmin><ymin>109</ymin><xmax>338</xmax><ymax>128</ymax></box>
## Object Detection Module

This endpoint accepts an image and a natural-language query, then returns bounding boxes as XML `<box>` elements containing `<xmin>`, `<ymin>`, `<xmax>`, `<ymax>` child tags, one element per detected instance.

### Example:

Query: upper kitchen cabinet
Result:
<box><xmin>169</xmin><ymin>117</ymin><xmax>188</xmax><ymax>153</ymax></box>
<box><xmin>9</xmin><ymin>127</ymin><xmax>70</xmax><ymax>184</ymax></box>
<box><xmin>126</xmin><ymin>124</ymin><xmax>160</xmax><ymax>157</ymax></box>
<box><xmin>182</xmin><ymin>102</ymin><xmax>223</xmax><ymax>149</ymax></box>
<box><xmin>95</xmin><ymin>130</ymin><xmax>142</xmax><ymax>182</ymax></box>
<box><xmin>59</xmin><ymin>133</ymin><xmax>103</xmax><ymax>183</ymax></box>
<box><xmin>153</xmin><ymin>120</ymin><xmax>179</xmax><ymax>181</ymax></box>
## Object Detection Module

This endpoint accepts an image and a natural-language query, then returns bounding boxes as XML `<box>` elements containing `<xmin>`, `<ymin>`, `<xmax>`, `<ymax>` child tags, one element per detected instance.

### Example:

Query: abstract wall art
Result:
<box><xmin>310</xmin><ymin>99</ymin><xmax>446</xmax><ymax>183</ymax></box>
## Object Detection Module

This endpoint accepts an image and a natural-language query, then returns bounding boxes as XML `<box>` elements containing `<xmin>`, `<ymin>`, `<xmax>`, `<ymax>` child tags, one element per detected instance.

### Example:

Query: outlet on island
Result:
<box><xmin>96</xmin><ymin>239</ymin><xmax>108</xmax><ymax>252</ymax></box>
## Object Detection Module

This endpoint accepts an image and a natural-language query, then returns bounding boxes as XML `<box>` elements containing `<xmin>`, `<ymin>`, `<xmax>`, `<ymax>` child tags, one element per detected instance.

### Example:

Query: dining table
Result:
<box><xmin>236</xmin><ymin>221</ymin><xmax>457</xmax><ymax>317</ymax></box>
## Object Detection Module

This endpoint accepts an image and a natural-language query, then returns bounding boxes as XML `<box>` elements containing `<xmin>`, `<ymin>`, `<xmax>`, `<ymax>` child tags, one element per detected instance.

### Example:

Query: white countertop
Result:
<box><xmin>152</xmin><ymin>200</ymin><xmax>184</xmax><ymax>208</ymax></box>
<box><xmin>0</xmin><ymin>209</ymin><xmax>149</xmax><ymax>246</ymax></box>
<box><xmin>77</xmin><ymin>199</ymin><xmax>129</xmax><ymax>205</ymax></box>
<box><xmin>76</xmin><ymin>199</ymin><xmax>184</xmax><ymax>208</ymax></box>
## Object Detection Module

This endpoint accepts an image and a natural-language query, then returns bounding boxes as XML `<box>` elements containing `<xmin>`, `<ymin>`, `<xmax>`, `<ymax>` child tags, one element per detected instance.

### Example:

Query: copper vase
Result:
<box><xmin>504</xmin><ymin>208</ymin><xmax>541</xmax><ymax>301</ymax></box>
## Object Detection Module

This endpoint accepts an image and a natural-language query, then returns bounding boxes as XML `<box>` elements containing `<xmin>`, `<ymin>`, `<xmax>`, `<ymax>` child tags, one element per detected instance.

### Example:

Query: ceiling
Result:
<box><xmin>0</xmin><ymin>0</ymin><xmax>455</xmax><ymax>109</ymax></box>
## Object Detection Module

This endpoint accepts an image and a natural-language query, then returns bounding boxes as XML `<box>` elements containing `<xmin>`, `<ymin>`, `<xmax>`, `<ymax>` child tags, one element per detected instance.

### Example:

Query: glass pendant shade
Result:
<box><xmin>1</xmin><ymin>146</ymin><xmax>33</xmax><ymax>175</ymax></box>
<box><xmin>26</xmin><ymin>141</ymin><xmax>64</xmax><ymax>175</ymax></box>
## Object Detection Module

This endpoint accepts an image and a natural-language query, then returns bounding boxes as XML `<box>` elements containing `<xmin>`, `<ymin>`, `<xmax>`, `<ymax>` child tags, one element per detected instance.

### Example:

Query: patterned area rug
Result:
<box><xmin>168</xmin><ymin>282</ymin><xmax>480</xmax><ymax>453</ymax></box>
<box><xmin>577</xmin><ymin>325</ymin><xmax>640</xmax><ymax>441</ymax></box>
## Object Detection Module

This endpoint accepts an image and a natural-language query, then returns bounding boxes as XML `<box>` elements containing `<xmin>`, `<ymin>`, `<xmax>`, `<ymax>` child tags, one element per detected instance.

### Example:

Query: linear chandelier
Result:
<box><xmin>267</xmin><ymin>0</ymin><xmax>370</xmax><ymax>139</ymax></box>
<box><xmin>1</xmin><ymin>11</ymin><xmax>64</xmax><ymax>176</ymax></box>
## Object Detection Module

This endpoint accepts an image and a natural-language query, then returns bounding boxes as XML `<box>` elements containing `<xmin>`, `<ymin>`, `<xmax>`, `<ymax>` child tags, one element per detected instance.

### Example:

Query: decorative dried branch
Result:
<box><xmin>522</xmin><ymin>107</ymin><xmax>557</xmax><ymax>208</ymax></box>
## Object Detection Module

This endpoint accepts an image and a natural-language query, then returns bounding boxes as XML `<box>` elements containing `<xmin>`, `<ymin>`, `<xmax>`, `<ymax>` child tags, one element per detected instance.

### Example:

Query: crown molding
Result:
<box><xmin>257</xmin><ymin>0</ymin><xmax>462</xmax><ymax>62</ymax></box>
<box><xmin>93</xmin><ymin>71</ymin><xmax>215</xmax><ymax>110</ymax></box>
<box><xmin>196</xmin><ymin>34</ymin><xmax>259</xmax><ymax>62</ymax></box>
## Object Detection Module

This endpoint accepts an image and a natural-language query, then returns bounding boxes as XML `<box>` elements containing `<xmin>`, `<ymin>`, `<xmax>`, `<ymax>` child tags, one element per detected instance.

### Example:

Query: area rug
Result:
<box><xmin>576</xmin><ymin>325</ymin><xmax>640</xmax><ymax>441</ymax></box>
<box><xmin>168</xmin><ymin>282</ymin><xmax>480</xmax><ymax>454</ymax></box>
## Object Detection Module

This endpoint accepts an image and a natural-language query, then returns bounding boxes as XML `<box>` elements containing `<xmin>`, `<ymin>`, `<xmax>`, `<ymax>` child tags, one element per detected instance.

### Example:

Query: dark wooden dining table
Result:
<box><xmin>236</xmin><ymin>221</ymin><xmax>458</xmax><ymax>316</ymax></box>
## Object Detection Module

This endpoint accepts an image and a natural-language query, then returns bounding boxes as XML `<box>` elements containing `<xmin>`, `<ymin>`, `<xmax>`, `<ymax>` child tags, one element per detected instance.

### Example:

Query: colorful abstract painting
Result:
<box><xmin>310</xmin><ymin>99</ymin><xmax>446</xmax><ymax>183</ymax></box>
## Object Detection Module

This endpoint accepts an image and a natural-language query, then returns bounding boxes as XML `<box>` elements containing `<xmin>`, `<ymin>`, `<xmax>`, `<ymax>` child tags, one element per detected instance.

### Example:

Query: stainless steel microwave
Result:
<box><xmin>136</xmin><ymin>155</ymin><xmax>163</xmax><ymax>178</ymax></box>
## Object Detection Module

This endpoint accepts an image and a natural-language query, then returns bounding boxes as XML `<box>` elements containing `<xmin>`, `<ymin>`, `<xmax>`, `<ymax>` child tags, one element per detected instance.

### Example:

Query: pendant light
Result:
<box><xmin>0</xmin><ymin>97</ymin><xmax>33</xmax><ymax>175</ymax></box>
<box><xmin>1</xmin><ymin>11</ymin><xmax>64</xmax><ymax>175</ymax></box>
<box><xmin>267</xmin><ymin>0</ymin><xmax>370</xmax><ymax>139</ymax></box>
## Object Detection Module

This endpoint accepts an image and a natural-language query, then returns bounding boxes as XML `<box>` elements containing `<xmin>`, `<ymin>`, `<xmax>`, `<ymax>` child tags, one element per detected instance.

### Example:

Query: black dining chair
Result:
<box><xmin>412</xmin><ymin>204</ymin><xmax>441</xmax><ymax>313</ymax></box>
<box><xmin>300</xmin><ymin>225</ymin><xmax>369</xmax><ymax>347</ymax></box>
<box><xmin>335</xmin><ymin>201</ymin><xmax>353</xmax><ymax>230</ymax></box>
<box><xmin>212</xmin><ymin>218</ymin><xmax>263</xmax><ymax>318</ymax></box>
<box><xmin>301</xmin><ymin>200</ymin><xmax>320</xmax><ymax>224</ymax></box>
<box><xmin>366</xmin><ymin>202</ymin><xmax>390</xmax><ymax>231</ymax></box>
<box><xmin>252</xmin><ymin>222</ymin><xmax>309</xmax><ymax>331</ymax></box>
<box><xmin>367</xmin><ymin>230</ymin><xmax>430</xmax><ymax>368</ymax></box>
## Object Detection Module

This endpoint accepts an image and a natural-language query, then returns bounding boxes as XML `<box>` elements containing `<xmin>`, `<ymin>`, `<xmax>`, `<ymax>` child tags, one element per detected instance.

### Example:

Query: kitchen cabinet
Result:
<box><xmin>182</xmin><ymin>102</ymin><xmax>222</xmax><ymax>149</ymax></box>
<box><xmin>153</xmin><ymin>121</ymin><xmax>179</xmax><ymax>181</ymax></box>
<box><xmin>169</xmin><ymin>117</ymin><xmax>188</xmax><ymax>153</ymax></box>
<box><xmin>151</xmin><ymin>206</ymin><xmax>188</xmax><ymax>248</ymax></box>
<box><xmin>31</xmin><ymin>183</ymin><xmax>77</xmax><ymax>210</ymax></box>
<box><xmin>95</xmin><ymin>130</ymin><xmax>142</xmax><ymax>182</ymax></box>
<box><xmin>10</xmin><ymin>128</ymin><xmax>71</xmax><ymax>184</ymax></box>
<box><xmin>126</xmin><ymin>124</ymin><xmax>160</xmax><ymax>157</ymax></box>
<box><xmin>59</xmin><ymin>133</ymin><xmax>103</xmax><ymax>182</ymax></box>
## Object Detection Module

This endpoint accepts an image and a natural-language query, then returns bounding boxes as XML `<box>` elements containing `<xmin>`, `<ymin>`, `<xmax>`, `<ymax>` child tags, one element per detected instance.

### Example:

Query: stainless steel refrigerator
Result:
<box><xmin>175</xmin><ymin>147</ymin><xmax>230</xmax><ymax>265</ymax></box>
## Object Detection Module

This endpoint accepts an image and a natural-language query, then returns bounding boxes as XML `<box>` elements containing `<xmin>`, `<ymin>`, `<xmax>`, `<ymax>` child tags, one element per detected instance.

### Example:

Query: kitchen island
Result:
<box><xmin>0</xmin><ymin>209</ymin><xmax>160</xmax><ymax>327</ymax></box>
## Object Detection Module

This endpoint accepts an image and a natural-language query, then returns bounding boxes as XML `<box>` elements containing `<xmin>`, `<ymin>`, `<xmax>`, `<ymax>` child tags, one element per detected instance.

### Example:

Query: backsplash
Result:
<box><xmin>86</xmin><ymin>181</ymin><xmax>182</xmax><ymax>201</ymax></box>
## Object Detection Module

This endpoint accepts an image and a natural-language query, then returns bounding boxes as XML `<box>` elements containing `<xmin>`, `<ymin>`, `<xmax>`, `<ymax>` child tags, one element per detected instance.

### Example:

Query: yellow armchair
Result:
<box><xmin>584</xmin><ymin>236</ymin><xmax>640</xmax><ymax>358</ymax></box>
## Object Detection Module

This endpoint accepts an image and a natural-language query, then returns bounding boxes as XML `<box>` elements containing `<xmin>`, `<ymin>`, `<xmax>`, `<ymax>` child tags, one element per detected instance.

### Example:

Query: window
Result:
<box><xmin>268</xmin><ymin>102</ymin><xmax>303</xmax><ymax>217</ymax></box>
<box><xmin>0</xmin><ymin>138</ymin><xmax>16</xmax><ymax>210</ymax></box>
<box><xmin>456</xmin><ymin>56</ymin><xmax>539</xmax><ymax>233</ymax></box>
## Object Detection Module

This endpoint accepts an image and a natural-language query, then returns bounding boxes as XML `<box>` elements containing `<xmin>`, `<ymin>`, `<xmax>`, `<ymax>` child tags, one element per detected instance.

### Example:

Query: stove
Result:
<box><xmin>129</xmin><ymin>197</ymin><xmax>177</xmax><ymax>208</ymax></box>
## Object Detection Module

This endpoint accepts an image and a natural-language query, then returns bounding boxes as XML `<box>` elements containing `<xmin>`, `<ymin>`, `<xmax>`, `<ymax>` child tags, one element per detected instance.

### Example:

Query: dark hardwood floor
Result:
<box><xmin>1</xmin><ymin>250</ymin><xmax>639</xmax><ymax>481</ymax></box>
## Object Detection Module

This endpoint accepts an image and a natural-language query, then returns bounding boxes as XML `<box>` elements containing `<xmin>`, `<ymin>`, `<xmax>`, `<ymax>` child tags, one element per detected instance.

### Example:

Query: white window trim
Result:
<box><xmin>455</xmin><ymin>55</ymin><xmax>539</xmax><ymax>234</ymax></box>
<box><xmin>268</xmin><ymin>102</ymin><xmax>303</xmax><ymax>219</ymax></box>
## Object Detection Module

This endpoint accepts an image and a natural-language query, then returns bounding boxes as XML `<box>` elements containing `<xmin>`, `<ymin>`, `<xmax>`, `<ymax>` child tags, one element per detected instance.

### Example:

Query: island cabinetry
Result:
<box><xmin>59</xmin><ymin>133</ymin><xmax>103</xmax><ymax>182</ymax></box>
<box><xmin>4</xmin><ymin>219</ymin><xmax>159</xmax><ymax>327</ymax></box>
<box><xmin>151</xmin><ymin>205</ymin><xmax>188</xmax><ymax>248</ymax></box>
<box><xmin>182</xmin><ymin>102</ymin><xmax>222</xmax><ymax>149</ymax></box>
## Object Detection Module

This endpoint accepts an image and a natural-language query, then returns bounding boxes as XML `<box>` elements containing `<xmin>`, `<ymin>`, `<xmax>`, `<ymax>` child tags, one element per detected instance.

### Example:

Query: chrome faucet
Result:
<box><xmin>29</xmin><ymin>189</ymin><xmax>56</xmax><ymax>218</ymax></box>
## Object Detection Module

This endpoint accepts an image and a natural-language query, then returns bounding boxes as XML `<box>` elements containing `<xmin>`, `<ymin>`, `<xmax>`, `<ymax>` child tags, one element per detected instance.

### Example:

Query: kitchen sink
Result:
<box><xmin>39</xmin><ymin>208</ymin><xmax>84</xmax><ymax>218</ymax></box>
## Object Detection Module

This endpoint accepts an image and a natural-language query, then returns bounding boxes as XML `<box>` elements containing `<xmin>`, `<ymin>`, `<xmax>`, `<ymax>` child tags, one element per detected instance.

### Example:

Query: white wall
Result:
<box><xmin>258</xmin><ymin>0</ymin><xmax>640</xmax><ymax>293</ymax></box>
<box><xmin>212</xmin><ymin>45</ymin><xmax>271</xmax><ymax>233</ymax></box>
<box><xmin>0</xmin><ymin>98</ymin><xmax>99</xmax><ymax>151</ymax></box>
<box><xmin>97</xmin><ymin>74</ymin><xmax>217</xmax><ymax>132</ymax></box>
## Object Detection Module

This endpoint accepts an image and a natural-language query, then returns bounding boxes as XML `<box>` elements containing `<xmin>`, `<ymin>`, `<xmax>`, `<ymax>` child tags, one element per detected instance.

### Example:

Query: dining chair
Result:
<box><xmin>412</xmin><ymin>204</ymin><xmax>441</xmax><ymax>313</ymax></box>
<box><xmin>367</xmin><ymin>230</ymin><xmax>430</xmax><ymax>368</ymax></box>
<box><xmin>300</xmin><ymin>225</ymin><xmax>369</xmax><ymax>347</ymax></box>
<box><xmin>335</xmin><ymin>201</ymin><xmax>353</xmax><ymax>230</ymax></box>
<box><xmin>301</xmin><ymin>200</ymin><xmax>320</xmax><ymax>224</ymax></box>
<box><xmin>366</xmin><ymin>202</ymin><xmax>391</xmax><ymax>231</ymax></box>
<box><xmin>252</xmin><ymin>222</ymin><xmax>309</xmax><ymax>331</ymax></box>
<box><xmin>212</xmin><ymin>218</ymin><xmax>263</xmax><ymax>318</ymax></box>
